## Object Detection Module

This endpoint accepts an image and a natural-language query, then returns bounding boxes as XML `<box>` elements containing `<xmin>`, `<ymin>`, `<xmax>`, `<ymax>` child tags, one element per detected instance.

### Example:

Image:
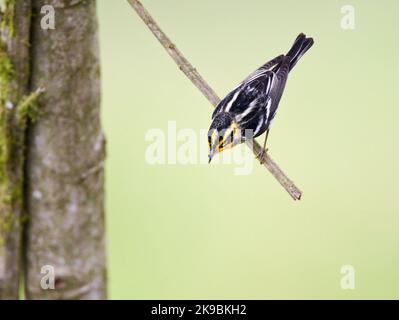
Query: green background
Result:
<box><xmin>98</xmin><ymin>0</ymin><xmax>399</xmax><ymax>299</ymax></box>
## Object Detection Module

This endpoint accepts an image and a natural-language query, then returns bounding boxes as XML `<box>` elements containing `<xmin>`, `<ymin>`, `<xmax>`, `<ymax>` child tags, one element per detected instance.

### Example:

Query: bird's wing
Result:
<box><xmin>240</xmin><ymin>55</ymin><xmax>284</xmax><ymax>87</ymax></box>
<box><xmin>230</xmin><ymin>57</ymin><xmax>291</xmax><ymax>131</ymax></box>
<box><xmin>267</xmin><ymin>56</ymin><xmax>291</xmax><ymax>120</ymax></box>
<box><xmin>211</xmin><ymin>90</ymin><xmax>238</xmax><ymax>119</ymax></box>
<box><xmin>212</xmin><ymin>70</ymin><xmax>274</xmax><ymax>118</ymax></box>
<box><xmin>212</xmin><ymin>55</ymin><xmax>284</xmax><ymax>120</ymax></box>
<box><xmin>233</xmin><ymin>56</ymin><xmax>292</xmax><ymax>126</ymax></box>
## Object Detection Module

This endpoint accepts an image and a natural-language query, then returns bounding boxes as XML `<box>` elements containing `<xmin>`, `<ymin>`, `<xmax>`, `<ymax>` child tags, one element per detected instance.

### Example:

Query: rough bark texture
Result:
<box><xmin>0</xmin><ymin>0</ymin><xmax>32</xmax><ymax>300</ymax></box>
<box><xmin>24</xmin><ymin>0</ymin><xmax>106</xmax><ymax>299</ymax></box>
<box><xmin>127</xmin><ymin>0</ymin><xmax>302</xmax><ymax>200</ymax></box>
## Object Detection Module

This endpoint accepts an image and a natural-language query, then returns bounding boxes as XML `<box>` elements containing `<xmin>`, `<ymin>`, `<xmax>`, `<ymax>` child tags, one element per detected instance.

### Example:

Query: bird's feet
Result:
<box><xmin>256</xmin><ymin>148</ymin><xmax>269</xmax><ymax>164</ymax></box>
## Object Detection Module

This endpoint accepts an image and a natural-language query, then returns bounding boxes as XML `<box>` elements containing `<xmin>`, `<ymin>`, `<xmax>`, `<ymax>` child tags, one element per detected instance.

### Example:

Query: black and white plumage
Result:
<box><xmin>208</xmin><ymin>33</ymin><xmax>314</xmax><ymax>162</ymax></box>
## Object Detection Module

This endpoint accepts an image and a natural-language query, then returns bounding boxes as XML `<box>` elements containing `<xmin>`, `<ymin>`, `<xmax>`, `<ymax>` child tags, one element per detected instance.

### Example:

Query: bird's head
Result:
<box><xmin>208</xmin><ymin>112</ymin><xmax>241</xmax><ymax>163</ymax></box>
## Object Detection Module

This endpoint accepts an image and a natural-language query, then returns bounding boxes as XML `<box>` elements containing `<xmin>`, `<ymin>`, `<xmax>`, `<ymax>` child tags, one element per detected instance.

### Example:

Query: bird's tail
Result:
<box><xmin>286</xmin><ymin>33</ymin><xmax>314</xmax><ymax>71</ymax></box>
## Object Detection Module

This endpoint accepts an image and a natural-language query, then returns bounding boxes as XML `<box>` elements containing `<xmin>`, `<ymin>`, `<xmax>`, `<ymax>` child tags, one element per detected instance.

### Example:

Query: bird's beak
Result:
<box><xmin>208</xmin><ymin>130</ymin><xmax>219</xmax><ymax>163</ymax></box>
<box><xmin>208</xmin><ymin>149</ymin><xmax>215</xmax><ymax>163</ymax></box>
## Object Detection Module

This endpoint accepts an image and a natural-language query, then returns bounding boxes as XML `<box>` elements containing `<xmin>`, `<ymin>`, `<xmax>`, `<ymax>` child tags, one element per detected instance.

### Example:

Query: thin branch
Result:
<box><xmin>127</xmin><ymin>0</ymin><xmax>302</xmax><ymax>201</ymax></box>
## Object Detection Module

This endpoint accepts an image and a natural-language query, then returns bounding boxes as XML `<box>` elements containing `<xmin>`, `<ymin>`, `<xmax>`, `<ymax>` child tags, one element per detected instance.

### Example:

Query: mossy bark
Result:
<box><xmin>0</xmin><ymin>0</ymin><xmax>32</xmax><ymax>300</ymax></box>
<box><xmin>24</xmin><ymin>0</ymin><xmax>106</xmax><ymax>299</ymax></box>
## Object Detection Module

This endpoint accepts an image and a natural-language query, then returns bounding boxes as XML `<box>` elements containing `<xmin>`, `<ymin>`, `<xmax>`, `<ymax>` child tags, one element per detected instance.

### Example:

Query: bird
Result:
<box><xmin>208</xmin><ymin>33</ymin><xmax>314</xmax><ymax>163</ymax></box>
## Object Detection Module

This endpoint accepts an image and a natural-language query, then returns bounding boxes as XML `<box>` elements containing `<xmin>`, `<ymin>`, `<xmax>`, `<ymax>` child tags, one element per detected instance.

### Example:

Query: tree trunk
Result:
<box><xmin>24</xmin><ymin>0</ymin><xmax>106</xmax><ymax>299</ymax></box>
<box><xmin>0</xmin><ymin>0</ymin><xmax>32</xmax><ymax>300</ymax></box>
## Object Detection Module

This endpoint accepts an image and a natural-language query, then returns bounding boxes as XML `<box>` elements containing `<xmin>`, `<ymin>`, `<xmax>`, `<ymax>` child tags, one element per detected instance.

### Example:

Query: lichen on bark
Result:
<box><xmin>0</xmin><ymin>0</ymin><xmax>32</xmax><ymax>299</ymax></box>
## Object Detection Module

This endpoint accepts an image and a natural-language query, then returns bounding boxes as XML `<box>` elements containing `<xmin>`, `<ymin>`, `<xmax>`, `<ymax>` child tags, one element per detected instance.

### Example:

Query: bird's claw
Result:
<box><xmin>257</xmin><ymin>148</ymin><xmax>269</xmax><ymax>164</ymax></box>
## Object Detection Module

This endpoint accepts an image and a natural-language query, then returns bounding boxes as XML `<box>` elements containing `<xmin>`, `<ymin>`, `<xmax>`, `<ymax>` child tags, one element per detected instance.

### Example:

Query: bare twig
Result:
<box><xmin>127</xmin><ymin>0</ymin><xmax>302</xmax><ymax>200</ymax></box>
